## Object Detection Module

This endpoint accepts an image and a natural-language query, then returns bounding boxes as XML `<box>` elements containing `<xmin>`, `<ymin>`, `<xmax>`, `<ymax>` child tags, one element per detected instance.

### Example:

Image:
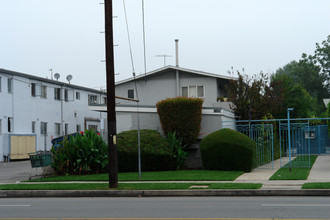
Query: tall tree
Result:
<box><xmin>226</xmin><ymin>72</ymin><xmax>284</xmax><ymax>120</ymax></box>
<box><xmin>314</xmin><ymin>35</ymin><xmax>330</xmax><ymax>93</ymax></box>
<box><xmin>272</xmin><ymin>70</ymin><xmax>316</xmax><ymax>118</ymax></box>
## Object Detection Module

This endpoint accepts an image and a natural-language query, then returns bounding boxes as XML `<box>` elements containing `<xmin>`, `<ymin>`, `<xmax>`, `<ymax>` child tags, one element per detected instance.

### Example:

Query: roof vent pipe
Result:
<box><xmin>175</xmin><ymin>39</ymin><xmax>179</xmax><ymax>67</ymax></box>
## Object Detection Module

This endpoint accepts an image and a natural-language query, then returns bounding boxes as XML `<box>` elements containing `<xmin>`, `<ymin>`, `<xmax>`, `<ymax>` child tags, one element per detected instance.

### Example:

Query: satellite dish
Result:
<box><xmin>66</xmin><ymin>75</ymin><xmax>73</xmax><ymax>84</ymax></box>
<box><xmin>54</xmin><ymin>73</ymin><xmax>60</xmax><ymax>81</ymax></box>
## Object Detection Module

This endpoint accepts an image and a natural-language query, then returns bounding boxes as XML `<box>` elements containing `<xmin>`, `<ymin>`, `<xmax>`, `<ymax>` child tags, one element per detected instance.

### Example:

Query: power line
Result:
<box><xmin>122</xmin><ymin>0</ymin><xmax>142</xmax><ymax>180</ymax></box>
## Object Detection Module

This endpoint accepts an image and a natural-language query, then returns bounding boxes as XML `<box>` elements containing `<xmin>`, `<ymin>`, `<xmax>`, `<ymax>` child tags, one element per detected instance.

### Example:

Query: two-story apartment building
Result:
<box><xmin>91</xmin><ymin>65</ymin><xmax>236</xmax><ymax>138</ymax></box>
<box><xmin>0</xmin><ymin>68</ymin><xmax>107</xmax><ymax>162</ymax></box>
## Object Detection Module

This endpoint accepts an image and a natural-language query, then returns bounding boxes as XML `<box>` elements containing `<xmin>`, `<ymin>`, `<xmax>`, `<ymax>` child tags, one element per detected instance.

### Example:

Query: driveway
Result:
<box><xmin>0</xmin><ymin>160</ymin><xmax>42</xmax><ymax>184</ymax></box>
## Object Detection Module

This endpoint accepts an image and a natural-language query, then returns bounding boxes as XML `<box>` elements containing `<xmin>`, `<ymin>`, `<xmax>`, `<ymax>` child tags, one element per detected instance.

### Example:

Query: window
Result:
<box><xmin>88</xmin><ymin>95</ymin><xmax>98</xmax><ymax>105</ymax></box>
<box><xmin>55</xmin><ymin>123</ymin><xmax>61</xmax><ymax>136</ymax></box>
<box><xmin>189</xmin><ymin>86</ymin><xmax>196</xmax><ymax>97</ymax></box>
<box><xmin>102</xmin><ymin>96</ymin><xmax>107</xmax><ymax>104</ymax></box>
<box><xmin>181</xmin><ymin>85</ymin><xmax>204</xmax><ymax>98</ymax></box>
<box><xmin>32</xmin><ymin>121</ymin><xmax>36</xmax><ymax>133</ymax></box>
<box><xmin>76</xmin><ymin>124</ymin><xmax>81</xmax><ymax>132</ymax></box>
<box><xmin>76</xmin><ymin>92</ymin><xmax>80</xmax><ymax>100</ymax></box>
<box><xmin>65</xmin><ymin>123</ymin><xmax>68</xmax><ymax>136</ymax></box>
<box><xmin>128</xmin><ymin>89</ymin><xmax>134</xmax><ymax>99</ymax></box>
<box><xmin>0</xmin><ymin>119</ymin><xmax>2</xmax><ymax>135</ymax></box>
<box><xmin>182</xmin><ymin>87</ymin><xmax>188</xmax><ymax>97</ymax></box>
<box><xmin>7</xmin><ymin>78</ymin><xmax>13</xmax><ymax>93</ymax></box>
<box><xmin>0</xmin><ymin>77</ymin><xmax>2</xmax><ymax>92</ymax></box>
<box><xmin>31</xmin><ymin>83</ymin><xmax>36</xmax><ymax>97</ymax></box>
<box><xmin>64</xmin><ymin>89</ymin><xmax>68</xmax><ymax>101</ymax></box>
<box><xmin>54</xmin><ymin>88</ymin><xmax>61</xmax><ymax>100</ymax></box>
<box><xmin>41</xmin><ymin>85</ymin><xmax>47</xmax><ymax>98</ymax></box>
<box><xmin>197</xmin><ymin>86</ymin><xmax>204</xmax><ymax>97</ymax></box>
<box><xmin>40</xmin><ymin>122</ymin><xmax>47</xmax><ymax>135</ymax></box>
<box><xmin>8</xmin><ymin>117</ymin><xmax>13</xmax><ymax>132</ymax></box>
<box><xmin>88</xmin><ymin>125</ymin><xmax>98</xmax><ymax>131</ymax></box>
<box><xmin>31</xmin><ymin>83</ymin><xmax>46</xmax><ymax>97</ymax></box>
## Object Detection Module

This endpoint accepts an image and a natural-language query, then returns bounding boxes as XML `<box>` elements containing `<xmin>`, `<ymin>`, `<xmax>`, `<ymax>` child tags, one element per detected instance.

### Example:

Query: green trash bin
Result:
<box><xmin>28</xmin><ymin>151</ymin><xmax>52</xmax><ymax>180</ymax></box>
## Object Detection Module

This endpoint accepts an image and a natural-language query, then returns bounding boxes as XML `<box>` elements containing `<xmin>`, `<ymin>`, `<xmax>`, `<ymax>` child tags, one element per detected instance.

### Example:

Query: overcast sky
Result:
<box><xmin>1</xmin><ymin>0</ymin><xmax>329</xmax><ymax>89</ymax></box>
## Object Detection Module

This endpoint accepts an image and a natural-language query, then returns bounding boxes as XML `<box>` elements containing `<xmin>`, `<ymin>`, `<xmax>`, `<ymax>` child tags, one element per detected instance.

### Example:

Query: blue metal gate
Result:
<box><xmin>222</xmin><ymin>118</ymin><xmax>330</xmax><ymax>169</ymax></box>
<box><xmin>279</xmin><ymin>122</ymin><xmax>311</xmax><ymax>168</ymax></box>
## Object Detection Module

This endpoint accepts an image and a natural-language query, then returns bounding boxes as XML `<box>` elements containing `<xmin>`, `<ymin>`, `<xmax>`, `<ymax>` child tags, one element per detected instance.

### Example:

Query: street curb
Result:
<box><xmin>2</xmin><ymin>189</ymin><xmax>330</xmax><ymax>198</ymax></box>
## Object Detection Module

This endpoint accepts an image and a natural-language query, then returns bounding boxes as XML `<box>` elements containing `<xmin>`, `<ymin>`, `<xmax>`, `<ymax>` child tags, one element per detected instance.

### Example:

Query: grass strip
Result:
<box><xmin>0</xmin><ymin>183</ymin><xmax>261</xmax><ymax>190</ymax></box>
<box><xmin>28</xmin><ymin>170</ymin><xmax>243</xmax><ymax>182</ymax></box>
<box><xmin>269</xmin><ymin>155</ymin><xmax>317</xmax><ymax>180</ymax></box>
<box><xmin>302</xmin><ymin>182</ymin><xmax>330</xmax><ymax>189</ymax></box>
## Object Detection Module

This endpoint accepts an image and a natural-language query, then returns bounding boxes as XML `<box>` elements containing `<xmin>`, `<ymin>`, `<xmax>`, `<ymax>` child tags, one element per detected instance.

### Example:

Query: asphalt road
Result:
<box><xmin>1</xmin><ymin>197</ymin><xmax>330</xmax><ymax>219</ymax></box>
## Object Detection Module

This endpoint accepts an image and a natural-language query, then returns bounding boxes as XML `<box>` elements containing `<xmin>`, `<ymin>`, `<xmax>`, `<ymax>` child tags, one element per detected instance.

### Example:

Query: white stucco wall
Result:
<box><xmin>113</xmin><ymin>106</ymin><xmax>235</xmax><ymax>139</ymax></box>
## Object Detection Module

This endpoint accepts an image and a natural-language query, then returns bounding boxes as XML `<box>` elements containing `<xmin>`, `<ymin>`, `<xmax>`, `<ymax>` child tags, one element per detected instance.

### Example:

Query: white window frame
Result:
<box><xmin>32</xmin><ymin>121</ymin><xmax>36</xmax><ymax>133</ymax></box>
<box><xmin>31</xmin><ymin>83</ymin><xmax>36</xmax><ymax>97</ymax></box>
<box><xmin>64</xmin><ymin>89</ymin><xmax>68</xmax><ymax>101</ymax></box>
<box><xmin>102</xmin><ymin>96</ymin><xmax>107</xmax><ymax>104</ymax></box>
<box><xmin>54</xmin><ymin>88</ymin><xmax>61</xmax><ymax>100</ymax></box>
<box><xmin>65</xmin><ymin>123</ymin><xmax>69</xmax><ymax>136</ymax></box>
<box><xmin>88</xmin><ymin>124</ymin><xmax>98</xmax><ymax>131</ymax></box>
<box><xmin>55</xmin><ymin>123</ymin><xmax>61</xmax><ymax>136</ymax></box>
<box><xmin>40</xmin><ymin>122</ymin><xmax>47</xmax><ymax>135</ymax></box>
<box><xmin>181</xmin><ymin>85</ymin><xmax>204</xmax><ymax>98</ymax></box>
<box><xmin>7</xmin><ymin>78</ymin><xmax>13</xmax><ymax>93</ymax></box>
<box><xmin>127</xmin><ymin>89</ymin><xmax>134</xmax><ymax>99</ymax></box>
<box><xmin>8</xmin><ymin>117</ymin><xmax>13</xmax><ymax>132</ymax></box>
<box><xmin>41</xmin><ymin>85</ymin><xmax>47</xmax><ymax>98</ymax></box>
<box><xmin>76</xmin><ymin>91</ymin><xmax>80</xmax><ymax>100</ymax></box>
<box><xmin>88</xmin><ymin>94</ymin><xmax>98</xmax><ymax>105</ymax></box>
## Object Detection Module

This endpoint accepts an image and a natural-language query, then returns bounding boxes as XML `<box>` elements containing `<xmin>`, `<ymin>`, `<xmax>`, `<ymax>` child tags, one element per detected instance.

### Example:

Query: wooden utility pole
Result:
<box><xmin>104</xmin><ymin>0</ymin><xmax>118</xmax><ymax>188</ymax></box>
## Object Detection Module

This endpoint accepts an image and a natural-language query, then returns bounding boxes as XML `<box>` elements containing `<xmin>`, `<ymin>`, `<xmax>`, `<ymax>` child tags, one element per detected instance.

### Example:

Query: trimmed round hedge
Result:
<box><xmin>200</xmin><ymin>128</ymin><xmax>256</xmax><ymax>172</ymax></box>
<box><xmin>117</xmin><ymin>129</ymin><xmax>176</xmax><ymax>172</ymax></box>
<box><xmin>156</xmin><ymin>97</ymin><xmax>203</xmax><ymax>145</ymax></box>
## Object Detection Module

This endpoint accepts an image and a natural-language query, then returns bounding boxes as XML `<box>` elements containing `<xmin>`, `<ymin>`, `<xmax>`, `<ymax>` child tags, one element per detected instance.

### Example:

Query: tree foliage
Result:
<box><xmin>315</xmin><ymin>35</ymin><xmax>330</xmax><ymax>92</ymax></box>
<box><xmin>227</xmin><ymin>35</ymin><xmax>330</xmax><ymax>120</ymax></box>
<box><xmin>271</xmin><ymin>35</ymin><xmax>330</xmax><ymax>118</ymax></box>
<box><xmin>226</xmin><ymin>71</ymin><xmax>284</xmax><ymax>120</ymax></box>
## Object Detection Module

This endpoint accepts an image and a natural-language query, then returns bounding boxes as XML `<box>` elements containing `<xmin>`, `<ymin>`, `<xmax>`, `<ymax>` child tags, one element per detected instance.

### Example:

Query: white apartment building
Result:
<box><xmin>0</xmin><ymin>68</ymin><xmax>107</xmax><ymax>162</ymax></box>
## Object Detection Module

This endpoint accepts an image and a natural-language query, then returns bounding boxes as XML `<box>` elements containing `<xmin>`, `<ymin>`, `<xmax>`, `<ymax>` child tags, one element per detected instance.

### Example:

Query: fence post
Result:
<box><xmin>287</xmin><ymin>108</ymin><xmax>294</xmax><ymax>172</ymax></box>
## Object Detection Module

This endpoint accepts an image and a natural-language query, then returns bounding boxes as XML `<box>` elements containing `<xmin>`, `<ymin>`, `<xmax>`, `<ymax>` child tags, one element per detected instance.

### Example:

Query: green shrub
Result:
<box><xmin>167</xmin><ymin>132</ymin><xmax>188</xmax><ymax>170</ymax></box>
<box><xmin>51</xmin><ymin>129</ymin><xmax>108</xmax><ymax>175</ymax></box>
<box><xmin>117</xmin><ymin>129</ymin><xmax>176</xmax><ymax>172</ymax></box>
<box><xmin>156</xmin><ymin>97</ymin><xmax>203</xmax><ymax>145</ymax></box>
<box><xmin>200</xmin><ymin>128</ymin><xmax>256</xmax><ymax>172</ymax></box>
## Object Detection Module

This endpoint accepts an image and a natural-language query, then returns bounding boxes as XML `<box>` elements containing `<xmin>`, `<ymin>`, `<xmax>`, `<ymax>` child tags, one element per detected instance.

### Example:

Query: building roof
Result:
<box><xmin>115</xmin><ymin>65</ymin><xmax>236</xmax><ymax>85</ymax></box>
<box><xmin>0</xmin><ymin>68</ymin><xmax>105</xmax><ymax>94</ymax></box>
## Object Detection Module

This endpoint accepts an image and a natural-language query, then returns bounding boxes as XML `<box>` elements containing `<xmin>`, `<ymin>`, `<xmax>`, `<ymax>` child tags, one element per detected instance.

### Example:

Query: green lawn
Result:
<box><xmin>0</xmin><ymin>183</ymin><xmax>262</xmax><ymax>190</ymax></box>
<box><xmin>29</xmin><ymin>170</ymin><xmax>244</xmax><ymax>182</ymax></box>
<box><xmin>302</xmin><ymin>182</ymin><xmax>330</xmax><ymax>189</ymax></box>
<box><xmin>269</xmin><ymin>155</ymin><xmax>317</xmax><ymax>180</ymax></box>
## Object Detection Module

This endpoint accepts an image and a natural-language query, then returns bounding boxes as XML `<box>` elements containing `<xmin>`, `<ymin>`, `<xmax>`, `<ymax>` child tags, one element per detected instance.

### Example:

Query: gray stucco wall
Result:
<box><xmin>115</xmin><ymin>69</ymin><xmax>227</xmax><ymax>108</ymax></box>
<box><xmin>115</xmin><ymin>70</ymin><xmax>177</xmax><ymax>106</ymax></box>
